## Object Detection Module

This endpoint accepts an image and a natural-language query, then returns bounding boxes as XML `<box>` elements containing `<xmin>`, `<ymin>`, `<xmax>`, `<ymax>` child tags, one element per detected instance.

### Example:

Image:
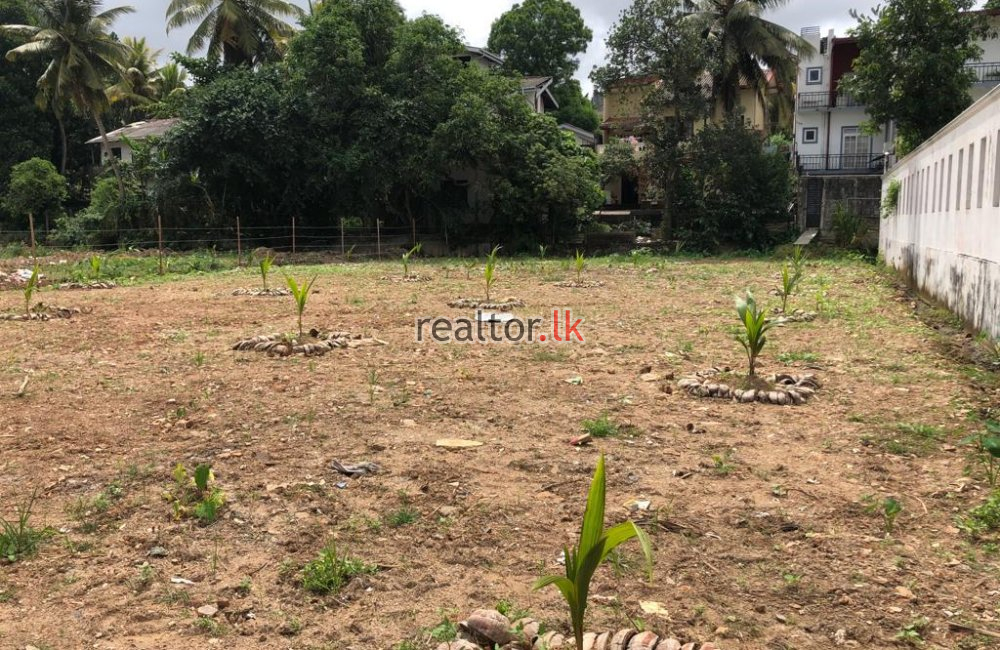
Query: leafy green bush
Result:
<box><xmin>882</xmin><ymin>179</ymin><xmax>901</xmax><ymax>218</ymax></box>
<box><xmin>831</xmin><ymin>202</ymin><xmax>868</xmax><ymax>249</ymax></box>
<box><xmin>673</xmin><ymin>116</ymin><xmax>794</xmax><ymax>251</ymax></box>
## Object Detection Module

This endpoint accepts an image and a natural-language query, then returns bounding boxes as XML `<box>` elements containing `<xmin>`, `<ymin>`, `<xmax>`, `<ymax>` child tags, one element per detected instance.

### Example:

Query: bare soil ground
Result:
<box><xmin>1</xmin><ymin>254</ymin><xmax>998</xmax><ymax>650</ymax></box>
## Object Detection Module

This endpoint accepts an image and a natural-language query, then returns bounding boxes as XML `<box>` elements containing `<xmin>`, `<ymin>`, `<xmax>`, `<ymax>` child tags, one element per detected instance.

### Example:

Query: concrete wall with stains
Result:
<box><xmin>880</xmin><ymin>85</ymin><xmax>1000</xmax><ymax>337</ymax></box>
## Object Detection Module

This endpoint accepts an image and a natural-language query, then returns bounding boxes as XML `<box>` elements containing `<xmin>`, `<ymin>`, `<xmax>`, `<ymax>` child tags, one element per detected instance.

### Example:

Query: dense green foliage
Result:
<box><xmin>0</xmin><ymin>0</ymin><xmax>54</xmax><ymax>207</ymax></box>
<box><xmin>674</xmin><ymin>117</ymin><xmax>794</xmax><ymax>250</ymax></box>
<box><xmin>841</xmin><ymin>0</ymin><xmax>986</xmax><ymax>155</ymax></box>
<box><xmin>2</xmin><ymin>158</ymin><xmax>68</xmax><ymax>235</ymax></box>
<box><xmin>158</xmin><ymin>1</ymin><xmax>602</xmax><ymax>249</ymax></box>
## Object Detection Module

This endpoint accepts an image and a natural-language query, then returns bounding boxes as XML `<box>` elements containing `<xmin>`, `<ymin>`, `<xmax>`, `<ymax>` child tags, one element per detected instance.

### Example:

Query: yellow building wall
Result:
<box><xmin>603</xmin><ymin>82</ymin><xmax>769</xmax><ymax>133</ymax></box>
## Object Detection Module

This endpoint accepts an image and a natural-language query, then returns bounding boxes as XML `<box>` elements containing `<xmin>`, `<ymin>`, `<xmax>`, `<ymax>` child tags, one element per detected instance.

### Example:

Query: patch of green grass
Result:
<box><xmin>301</xmin><ymin>545</ymin><xmax>377</xmax><ymax>595</ymax></box>
<box><xmin>386</xmin><ymin>506</ymin><xmax>419</xmax><ymax>528</ymax></box>
<box><xmin>532</xmin><ymin>348</ymin><xmax>568</xmax><ymax>362</ymax></box>
<box><xmin>427</xmin><ymin>615</ymin><xmax>458</xmax><ymax>642</ymax></box>
<box><xmin>194</xmin><ymin>616</ymin><xmax>226</xmax><ymax>637</ymax></box>
<box><xmin>878</xmin><ymin>423</ymin><xmax>945</xmax><ymax>456</ymax></box>
<box><xmin>582</xmin><ymin>413</ymin><xmax>619</xmax><ymax>438</ymax></box>
<box><xmin>894</xmin><ymin>617</ymin><xmax>929</xmax><ymax>646</ymax></box>
<box><xmin>777</xmin><ymin>351</ymin><xmax>819</xmax><ymax>364</ymax></box>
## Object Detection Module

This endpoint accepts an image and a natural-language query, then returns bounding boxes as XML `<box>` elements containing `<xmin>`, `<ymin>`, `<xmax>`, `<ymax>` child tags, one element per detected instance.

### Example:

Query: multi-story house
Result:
<box><xmin>794</xmin><ymin>10</ymin><xmax>1000</xmax><ymax>234</ymax></box>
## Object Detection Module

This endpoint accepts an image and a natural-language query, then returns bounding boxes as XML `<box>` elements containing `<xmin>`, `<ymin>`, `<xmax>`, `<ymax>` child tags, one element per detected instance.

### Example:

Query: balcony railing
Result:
<box><xmin>797</xmin><ymin>153</ymin><xmax>888</xmax><ymax>174</ymax></box>
<box><xmin>797</xmin><ymin>90</ymin><xmax>864</xmax><ymax>110</ymax></box>
<box><xmin>967</xmin><ymin>61</ymin><xmax>1000</xmax><ymax>84</ymax></box>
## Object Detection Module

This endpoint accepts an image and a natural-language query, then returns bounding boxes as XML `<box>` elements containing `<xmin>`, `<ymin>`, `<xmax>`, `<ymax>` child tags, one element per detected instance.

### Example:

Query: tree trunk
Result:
<box><xmin>405</xmin><ymin>189</ymin><xmax>417</xmax><ymax>247</ymax></box>
<box><xmin>94</xmin><ymin>112</ymin><xmax>126</xmax><ymax>199</ymax></box>
<box><xmin>28</xmin><ymin>211</ymin><xmax>36</xmax><ymax>260</ymax></box>
<box><xmin>56</xmin><ymin>113</ymin><xmax>68</xmax><ymax>175</ymax></box>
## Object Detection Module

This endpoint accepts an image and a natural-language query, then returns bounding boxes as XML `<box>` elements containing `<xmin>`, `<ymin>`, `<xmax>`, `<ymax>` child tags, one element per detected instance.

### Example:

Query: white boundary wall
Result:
<box><xmin>880</xmin><ymin>85</ymin><xmax>1000</xmax><ymax>337</ymax></box>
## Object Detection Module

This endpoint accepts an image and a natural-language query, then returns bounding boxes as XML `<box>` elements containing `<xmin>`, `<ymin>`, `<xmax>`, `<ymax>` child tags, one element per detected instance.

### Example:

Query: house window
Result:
<box><xmin>978</xmin><ymin>136</ymin><xmax>987</xmax><ymax>209</ymax></box>
<box><xmin>110</xmin><ymin>147</ymin><xmax>123</xmax><ymax>160</ymax></box>
<box><xmin>967</xmin><ymin>142</ymin><xmax>975</xmax><ymax>210</ymax></box>
<box><xmin>806</xmin><ymin>67</ymin><xmax>823</xmax><ymax>85</ymax></box>
<box><xmin>994</xmin><ymin>130</ymin><xmax>1000</xmax><ymax>208</ymax></box>
<box><xmin>802</xmin><ymin>127</ymin><xmax>818</xmax><ymax>144</ymax></box>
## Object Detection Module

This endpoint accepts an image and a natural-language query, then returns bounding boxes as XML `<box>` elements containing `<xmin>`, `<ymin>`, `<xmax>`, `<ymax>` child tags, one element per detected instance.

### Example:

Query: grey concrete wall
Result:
<box><xmin>798</xmin><ymin>175</ymin><xmax>882</xmax><ymax>246</ymax></box>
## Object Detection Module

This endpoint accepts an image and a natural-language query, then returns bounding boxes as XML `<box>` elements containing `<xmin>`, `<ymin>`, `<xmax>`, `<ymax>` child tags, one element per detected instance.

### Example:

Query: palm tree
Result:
<box><xmin>686</xmin><ymin>0</ymin><xmax>811</xmax><ymax>114</ymax></box>
<box><xmin>108</xmin><ymin>36</ymin><xmax>162</xmax><ymax>108</ymax></box>
<box><xmin>166</xmin><ymin>0</ymin><xmax>305</xmax><ymax>67</ymax></box>
<box><xmin>156</xmin><ymin>61</ymin><xmax>189</xmax><ymax>98</ymax></box>
<box><xmin>2</xmin><ymin>0</ymin><xmax>133</xmax><ymax>194</ymax></box>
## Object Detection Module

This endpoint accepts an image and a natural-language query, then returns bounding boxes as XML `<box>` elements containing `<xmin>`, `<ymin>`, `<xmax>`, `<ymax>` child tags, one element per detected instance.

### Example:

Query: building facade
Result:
<box><xmin>794</xmin><ymin>13</ymin><xmax>1000</xmax><ymax>235</ymax></box>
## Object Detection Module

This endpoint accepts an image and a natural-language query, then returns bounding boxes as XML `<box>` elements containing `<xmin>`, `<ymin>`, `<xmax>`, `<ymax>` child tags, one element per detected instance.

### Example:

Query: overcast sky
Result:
<box><xmin>116</xmin><ymin>0</ymin><xmax>991</xmax><ymax>94</ymax></box>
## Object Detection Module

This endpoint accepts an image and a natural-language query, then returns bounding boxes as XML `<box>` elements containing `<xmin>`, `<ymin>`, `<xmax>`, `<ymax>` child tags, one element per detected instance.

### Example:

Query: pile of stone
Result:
<box><xmin>677</xmin><ymin>368</ymin><xmax>820</xmax><ymax>406</ymax></box>
<box><xmin>232</xmin><ymin>329</ymin><xmax>386</xmax><ymax>357</ymax></box>
<box><xmin>436</xmin><ymin>609</ymin><xmax>720</xmax><ymax>650</ymax></box>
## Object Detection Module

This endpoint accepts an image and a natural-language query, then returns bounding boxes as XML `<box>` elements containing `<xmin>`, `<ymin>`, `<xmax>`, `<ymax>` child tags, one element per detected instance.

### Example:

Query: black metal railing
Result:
<box><xmin>967</xmin><ymin>61</ymin><xmax>1000</xmax><ymax>84</ymax></box>
<box><xmin>797</xmin><ymin>153</ymin><xmax>888</xmax><ymax>173</ymax></box>
<box><xmin>797</xmin><ymin>90</ymin><xmax>864</xmax><ymax>110</ymax></box>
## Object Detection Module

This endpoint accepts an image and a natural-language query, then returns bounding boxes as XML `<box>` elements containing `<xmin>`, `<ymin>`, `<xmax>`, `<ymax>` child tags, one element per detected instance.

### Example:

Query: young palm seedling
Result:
<box><xmin>89</xmin><ymin>255</ymin><xmax>103</xmax><ymax>280</ymax></box>
<box><xmin>285</xmin><ymin>275</ymin><xmax>317</xmax><ymax>338</ymax></box>
<box><xmin>22</xmin><ymin>266</ymin><xmax>39</xmax><ymax>315</ymax></box>
<box><xmin>863</xmin><ymin>495</ymin><xmax>902</xmax><ymax>535</ymax></box>
<box><xmin>735</xmin><ymin>291</ymin><xmax>772</xmax><ymax>377</ymax></box>
<box><xmin>484</xmin><ymin>245</ymin><xmax>501</xmax><ymax>301</ymax></box>
<box><xmin>258</xmin><ymin>253</ymin><xmax>275</xmax><ymax>291</ymax></box>
<box><xmin>574</xmin><ymin>250</ymin><xmax>586</xmax><ymax>284</ymax></box>
<box><xmin>402</xmin><ymin>243</ymin><xmax>421</xmax><ymax>278</ymax></box>
<box><xmin>778</xmin><ymin>263</ymin><xmax>802</xmax><ymax>313</ymax></box>
<box><xmin>533</xmin><ymin>454</ymin><xmax>652</xmax><ymax>650</ymax></box>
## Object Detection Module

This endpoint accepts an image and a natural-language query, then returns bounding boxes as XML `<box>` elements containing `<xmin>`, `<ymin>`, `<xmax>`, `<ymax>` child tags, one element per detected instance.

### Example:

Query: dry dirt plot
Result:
<box><xmin>0</xmin><ymin>254</ymin><xmax>998</xmax><ymax>650</ymax></box>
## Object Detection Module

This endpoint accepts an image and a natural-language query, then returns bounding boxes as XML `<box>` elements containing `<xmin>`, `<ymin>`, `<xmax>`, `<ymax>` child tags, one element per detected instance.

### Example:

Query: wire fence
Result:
<box><xmin>0</xmin><ymin>221</ymin><xmax>447</xmax><ymax>257</ymax></box>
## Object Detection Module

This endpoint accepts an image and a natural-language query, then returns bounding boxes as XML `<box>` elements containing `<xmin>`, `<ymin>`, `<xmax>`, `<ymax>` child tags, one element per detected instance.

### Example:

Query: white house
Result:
<box><xmin>87</xmin><ymin>118</ymin><xmax>179</xmax><ymax>165</ymax></box>
<box><xmin>793</xmin><ymin>12</ymin><xmax>1000</xmax><ymax>233</ymax></box>
<box><xmin>459</xmin><ymin>46</ymin><xmax>559</xmax><ymax>116</ymax></box>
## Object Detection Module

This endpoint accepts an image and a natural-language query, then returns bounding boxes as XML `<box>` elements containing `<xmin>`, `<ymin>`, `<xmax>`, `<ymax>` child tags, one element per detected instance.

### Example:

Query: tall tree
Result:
<box><xmin>166</xmin><ymin>0</ymin><xmax>305</xmax><ymax>67</ymax></box>
<box><xmin>840</xmin><ymin>0</ymin><xmax>986</xmax><ymax>154</ymax></box>
<box><xmin>487</xmin><ymin>0</ymin><xmax>592</xmax><ymax>84</ymax></box>
<box><xmin>593</xmin><ymin>0</ymin><xmax>712</xmax><ymax>237</ymax></box>
<box><xmin>107</xmin><ymin>36</ymin><xmax>163</xmax><ymax>120</ymax></box>
<box><xmin>2</xmin><ymin>0</ymin><xmax>133</xmax><ymax>195</ymax></box>
<box><xmin>487</xmin><ymin>0</ymin><xmax>599</xmax><ymax>130</ymax></box>
<box><xmin>685</xmin><ymin>0</ymin><xmax>810</xmax><ymax>113</ymax></box>
<box><xmin>0</xmin><ymin>0</ymin><xmax>53</xmax><ymax>193</ymax></box>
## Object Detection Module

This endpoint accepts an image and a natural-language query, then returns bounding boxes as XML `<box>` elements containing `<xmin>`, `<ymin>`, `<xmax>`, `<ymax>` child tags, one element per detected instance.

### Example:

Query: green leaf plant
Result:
<box><xmin>533</xmin><ymin>454</ymin><xmax>653</xmax><ymax>650</ymax></box>
<box><xmin>735</xmin><ymin>291</ymin><xmax>772</xmax><ymax>377</ymax></box>
<box><xmin>484</xmin><ymin>245</ymin><xmax>501</xmax><ymax>301</ymax></box>
<box><xmin>285</xmin><ymin>275</ymin><xmax>317</xmax><ymax>338</ymax></box>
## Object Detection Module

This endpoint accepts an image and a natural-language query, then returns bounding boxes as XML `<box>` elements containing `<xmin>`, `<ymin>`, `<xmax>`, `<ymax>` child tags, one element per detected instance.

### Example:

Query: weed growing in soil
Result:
<box><xmin>167</xmin><ymin>464</ymin><xmax>225</xmax><ymax>524</ymax></box>
<box><xmin>894</xmin><ymin>617</ymin><xmax>929</xmax><ymax>646</ymax></box>
<box><xmin>285</xmin><ymin>275</ymin><xmax>317</xmax><ymax>337</ymax></box>
<box><xmin>962</xmin><ymin>420</ymin><xmax>1000</xmax><ymax>486</ymax></box>
<box><xmin>533</xmin><ymin>455</ymin><xmax>653</xmax><ymax>650</ymax></box>
<box><xmin>427</xmin><ymin>614</ymin><xmax>458</xmax><ymax>641</ymax></box>
<box><xmin>582</xmin><ymin>414</ymin><xmax>619</xmax><ymax>438</ymax></box>
<box><xmin>574</xmin><ymin>250</ymin><xmax>586</xmax><ymax>283</ymax></box>
<box><xmin>402</xmin><ymin>243</ymin><xmax>421</xmax><ymax>278</ymax></box>
<box><xmin>959</xmin><ymin>491</ymin><xmax>1000</xmax><ymax>538</ymax></box>
<box><xmin>301</xmin><ymin>544</ymin><xmax>377</xmax><ymax>595</ymax></box>
<box><xmin>387</xmin><ymin>506</ymin><xmax>419</xmax><ymax>528</ymax></box>
<box><xmin>735</xmin><ymin>292</ymin><xmax>772</xmax><ymax>377</ymax></box>
<box><xmin>0</xmin><ymin>491</ymin><xmax>51</xmax><ymax>562</ymax></box>
<box><xmin>863</xmin><ymin>495</ymin><xmax>902</xmax><ymax>535</ymax></box>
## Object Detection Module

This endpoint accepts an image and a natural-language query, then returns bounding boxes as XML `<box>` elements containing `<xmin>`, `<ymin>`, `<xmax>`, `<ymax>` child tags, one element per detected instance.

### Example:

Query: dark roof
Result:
<box><xmin>86</xmin><ymin>118</ymin><xmax>180</xmax><ymax>145</ymax></box>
